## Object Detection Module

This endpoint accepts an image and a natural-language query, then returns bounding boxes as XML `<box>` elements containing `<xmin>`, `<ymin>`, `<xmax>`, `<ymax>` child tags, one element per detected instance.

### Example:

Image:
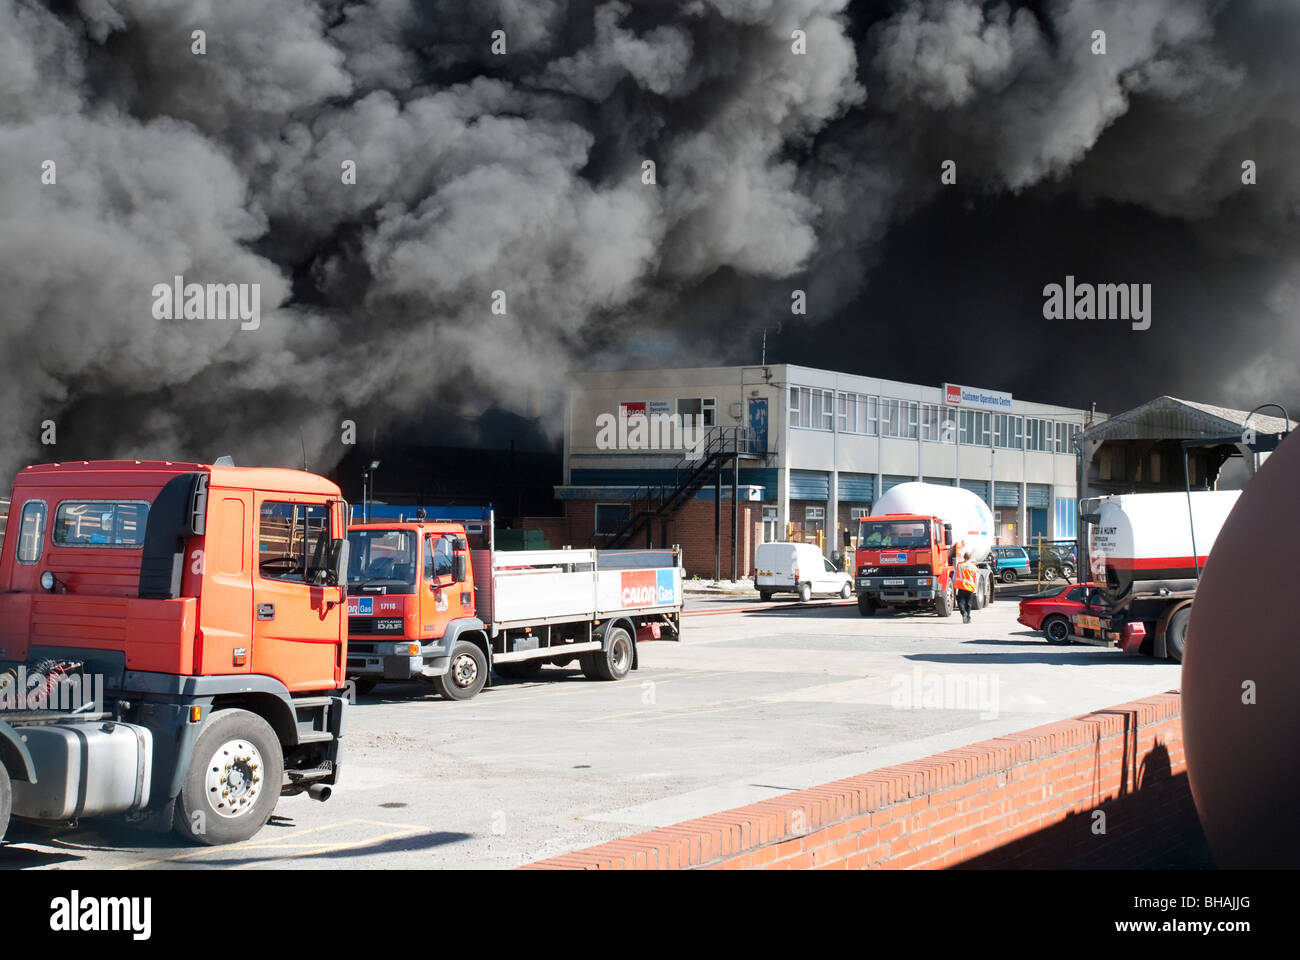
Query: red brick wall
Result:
<box><xmin>522</xmin><ymin>691</ymin><xmax>1197</xmax><ymax>870</ymax></box>
<box><xmin>522</xmin><ymin>498</ymin><xmax>759</xmax><ymax>579</ymax></box>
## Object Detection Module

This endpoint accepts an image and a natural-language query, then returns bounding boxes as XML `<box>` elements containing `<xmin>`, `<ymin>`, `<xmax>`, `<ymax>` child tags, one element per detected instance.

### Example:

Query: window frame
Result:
<box><xmin>51</xmin><ymin>499</ymin><xmax>150</xmax><ymax>550</ymax></box>
<box><xmin>257</xmin><ymin>500</ymin><xmax>332</xmax><ymax>584</ymax></box>
<box><xmin>15</xmin><ymin>499</ymin><xmax>48</xmax><ymax>565</ymax></box>
<box><xmin>594</xmin><ymin>502</ymin><xmax>632</xmax><ymax>537</ymax></box>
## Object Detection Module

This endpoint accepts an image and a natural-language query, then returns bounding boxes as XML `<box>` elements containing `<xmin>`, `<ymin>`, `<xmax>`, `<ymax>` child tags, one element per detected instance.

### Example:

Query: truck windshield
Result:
<box><xmin>859</xmin><ymin>519</ymin><xmax>930</xmax><ymax>548</ymax></box>
<box><xmin>347</xmin><ymin>529</ymin><xmax>418</xmax><ymax>590</ymax></box>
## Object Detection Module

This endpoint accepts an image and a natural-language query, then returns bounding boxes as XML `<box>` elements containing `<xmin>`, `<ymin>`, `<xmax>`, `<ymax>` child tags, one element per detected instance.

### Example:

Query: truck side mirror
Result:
<box><xmin>329</xmin><ymin>539</ymin><xmax>349</xmax><ymax>598</ymax></box>
<box><xmin>453</xmin><ymin>552</ymin><xmax>468</xmax><ymax>583</ymax></box>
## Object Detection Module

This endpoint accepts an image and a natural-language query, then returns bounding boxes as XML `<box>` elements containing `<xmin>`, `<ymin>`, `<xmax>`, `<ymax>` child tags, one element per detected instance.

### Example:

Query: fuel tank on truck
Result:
<box><xmin>1088</xmin><ymin>490</ymin><xmax>1241</xmax><ymax>599</ymax></box>
<box><xmin>870</xmin><ymin>482</ymin><xmax>994</xmax><ymax>563</ymax></box>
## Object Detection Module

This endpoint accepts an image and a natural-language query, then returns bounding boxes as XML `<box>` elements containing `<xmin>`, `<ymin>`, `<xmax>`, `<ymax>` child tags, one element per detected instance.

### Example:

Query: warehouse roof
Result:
<box><xmin>1081</xmin><ymin>396</ymin><xmax>1294</xmax><ymax>442</ymax></box>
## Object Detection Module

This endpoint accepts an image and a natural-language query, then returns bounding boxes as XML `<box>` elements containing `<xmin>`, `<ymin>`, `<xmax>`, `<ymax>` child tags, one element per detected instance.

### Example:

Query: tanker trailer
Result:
<box><xmin>854</xmin><ymin>482</ymin><xmax>995</xmax><ymax>617</ymax></box>
<box><xmin>1073</xmin><ymin>489</ymin><xmax>1240</xmax><ymax>661</ymax></box>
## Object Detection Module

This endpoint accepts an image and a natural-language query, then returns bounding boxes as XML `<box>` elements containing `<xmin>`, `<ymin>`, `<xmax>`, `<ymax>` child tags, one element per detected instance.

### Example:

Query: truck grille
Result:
<box><xmin>349</xmin><ymin>616</ymin><xmax>378</xmax><ymax>635</ymax></box>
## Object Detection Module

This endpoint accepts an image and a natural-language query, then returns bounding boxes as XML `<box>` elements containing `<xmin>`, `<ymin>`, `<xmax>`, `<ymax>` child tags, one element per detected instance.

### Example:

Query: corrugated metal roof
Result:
<box><xmin>1081</xmin><ymin>396</ymin><xmax>1294</xmax><ymax>442</ymax></box>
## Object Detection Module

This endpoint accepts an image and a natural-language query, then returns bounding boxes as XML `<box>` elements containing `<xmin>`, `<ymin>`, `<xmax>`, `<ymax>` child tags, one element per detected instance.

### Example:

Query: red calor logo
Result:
<box><xmin>621</xmin><ymin>570</ymin><xmax>656</xmax><ymax>606</ymax></box>
<box><xmin>945</xmin><ymin>384</ymin><xmax>962</xmax><ymax>405</ymax></box>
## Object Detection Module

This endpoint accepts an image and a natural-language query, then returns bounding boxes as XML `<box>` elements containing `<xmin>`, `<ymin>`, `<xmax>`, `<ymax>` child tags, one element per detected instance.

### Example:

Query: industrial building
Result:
<box><xmin>525</xmin><ymin>365</ymin><xmax>1100</xmax><ymax>576</ymax></box>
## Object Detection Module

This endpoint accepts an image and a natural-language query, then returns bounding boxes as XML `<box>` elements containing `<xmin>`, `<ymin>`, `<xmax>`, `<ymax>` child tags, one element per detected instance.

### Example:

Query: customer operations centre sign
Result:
<box><xmin>943</xmin><ymin>383</ymin><xmax>1013</xmax><ymax>411</ymax></box>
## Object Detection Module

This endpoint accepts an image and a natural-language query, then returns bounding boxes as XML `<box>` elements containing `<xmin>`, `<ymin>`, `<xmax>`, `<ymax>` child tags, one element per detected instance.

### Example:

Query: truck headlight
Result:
<box><xmin>393</xmin><ymin>642</ymin><xmax>420</xmax><ymax>656</ymax></box>
<box><xmin>917</xmin><ymin>577</ymin><xmax>932</xmax><ymax>586</ymax></box>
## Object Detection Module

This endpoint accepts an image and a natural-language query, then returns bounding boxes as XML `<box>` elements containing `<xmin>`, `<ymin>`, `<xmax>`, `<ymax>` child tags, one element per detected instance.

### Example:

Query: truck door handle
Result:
<box><xmin>257</xmin><ymin>603</ymin><xmax>275</xmax><ymax>621</ymax></box>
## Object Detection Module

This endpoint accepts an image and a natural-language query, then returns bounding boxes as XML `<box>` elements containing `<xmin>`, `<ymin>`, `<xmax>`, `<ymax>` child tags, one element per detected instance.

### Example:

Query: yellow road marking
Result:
<box><xmin>116</xmin><ymin>819</ymin><xmax>426</xmax><ymax>869</ymax></box>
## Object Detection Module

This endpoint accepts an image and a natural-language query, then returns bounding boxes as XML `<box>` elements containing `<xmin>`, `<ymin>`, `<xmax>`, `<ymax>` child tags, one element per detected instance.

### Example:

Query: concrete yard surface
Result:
<box><xmin>1</xmin><ymin>599</ymin><xmax>1180</xmax><ymax>870</ymax></box>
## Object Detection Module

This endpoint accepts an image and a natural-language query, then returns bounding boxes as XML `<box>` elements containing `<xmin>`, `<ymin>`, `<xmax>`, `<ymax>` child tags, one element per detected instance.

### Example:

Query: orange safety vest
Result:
<box><xmin>955</xmin><ymin>561</ymin><xmax>978</xmax><ymax>593</ymax></box>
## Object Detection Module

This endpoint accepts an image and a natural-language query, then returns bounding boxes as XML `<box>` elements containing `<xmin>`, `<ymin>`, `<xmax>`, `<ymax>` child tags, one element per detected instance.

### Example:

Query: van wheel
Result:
<box><xmin>1043</xmin><ymin>615</ymin><xmax>1072</xmax><ymax>644</ymax></box>
<box><xmin>434</xmin><ymin>641</ymin><xmax>488</xmax><ymax>700</ymax></box>
<box><xmin>174</xmin><ymin>709</ymin><xmax>284</xmax><ymax>846</ymax></box>
<box><xmin>1165</xmin><ymin>606</ymin><xmax>1192</xmax><ymax>663</ymax></box>
<box><xmin>759</xmin><ymin>591</ymin><xmax>773</xmax><ymax>602</ymax></box>
<box><xmin>858</xmin><ymin>595</ymin><xmax>876</xmax><ymax>617</ymax></box>
<box><xmin>798</xmin><ymin>582</ymin><xmax>812</xmax><ymax>603</ymax></box>
<box><xmin>839</xmin><ymin>583</ymin><xmax>853</xmax><ymax>599</ymax></box>
<box><xmin>0</xmin><ymin>763</ymin><xmax>11</xmax><ymax>843</ymax></box>
<box><xmin>1001</xmin><ymin>568</ymin><xmax>1017</xmax><ymax>584</ymax></box>
<box><xmin>590</xmin><ymin>627</ymin><xmax>634</xmax><ymax>681</ymax></box>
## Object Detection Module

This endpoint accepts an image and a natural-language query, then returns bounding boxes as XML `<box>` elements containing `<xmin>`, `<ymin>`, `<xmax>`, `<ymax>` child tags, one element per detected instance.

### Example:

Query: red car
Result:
<box><xmin>1017</xmin><ymin>582</ymin><xmax>1108</xmax><ymax>644</ymax></box>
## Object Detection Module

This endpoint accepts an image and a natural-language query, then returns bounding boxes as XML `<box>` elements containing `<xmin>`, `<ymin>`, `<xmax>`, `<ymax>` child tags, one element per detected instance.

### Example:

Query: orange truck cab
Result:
<box><xmin>0</xmin><ymin>460</ymin><xmax>349</xmax><ymax>846</ymax></box>
<box><xmin>854</xmin><ymin>514</ymin><xmax>959</xmax><ymax>617</ymax></box>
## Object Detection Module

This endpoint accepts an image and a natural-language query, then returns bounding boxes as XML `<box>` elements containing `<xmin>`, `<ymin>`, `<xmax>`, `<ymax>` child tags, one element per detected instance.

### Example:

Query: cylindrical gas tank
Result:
<box><xmin>1088</xmin><ymin>490</ymin><xmax>1240</xmax><ymax>597</ymax></box>
<box><xmin>871</xmin><ymin>482</ymin><xmax>993</xmax><ymax>563</ymax></box>
<box><xmin>1184</xmin><ymin>432</ymin><xmax>1300</xmax><ymax>867</ymax></box>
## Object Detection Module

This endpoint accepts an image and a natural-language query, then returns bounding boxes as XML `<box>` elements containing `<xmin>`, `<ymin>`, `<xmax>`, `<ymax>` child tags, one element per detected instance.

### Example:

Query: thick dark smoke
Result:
<box><xmin>1</xmin><ymin>0</ymin><xmax>1297</xmax><ymax>482</ymax></box>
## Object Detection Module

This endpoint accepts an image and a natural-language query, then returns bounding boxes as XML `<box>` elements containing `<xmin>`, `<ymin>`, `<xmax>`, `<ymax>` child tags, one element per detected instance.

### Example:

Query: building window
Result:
<box><xmin>594</xmin><ymin>503</ymin><xmax>631</xmax><ymax>536</ymax></box>
<box><xmin>818</xmin><ymin>388</ymin><xmax>834</xmax><ymax>430</ymax></box>
<box><xmin>676</xmin><ymin>397</ymin><xmax>716</xmax><ymax>428</ymax></box>
<box><xmin>960</xmin><ymin>409</ymin><xmax>991</xmax><ymax>446</ymax></box>
<box><xmin>880</xmin><ymin>398</ymin><xmax>900</xmax><ymax>437</ymax></box>
<box><xmin>790</xmin><ymin>386</ymin><xmax>833</xmax><ymax>431</ymax></box>
<box><xmin>904</xmin><ymin>401</ymin><xmax>919</xmax><ymax>439</ymax></box>
<box><xmin>789</xmin><ymin>386</ymin><xmax>803</xmax><ymax>428</ymax></box>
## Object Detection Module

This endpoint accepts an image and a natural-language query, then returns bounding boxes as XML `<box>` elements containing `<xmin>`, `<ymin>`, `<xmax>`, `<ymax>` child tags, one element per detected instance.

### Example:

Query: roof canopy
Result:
<box><xmin>1080</xmin><ymin>396</ymin><xmax>1293</xmax><ymax>443</ymax></box>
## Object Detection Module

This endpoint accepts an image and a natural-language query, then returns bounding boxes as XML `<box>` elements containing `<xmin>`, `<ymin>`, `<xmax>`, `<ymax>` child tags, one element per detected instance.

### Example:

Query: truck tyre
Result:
<box><xmin>1165</xmin><ymin>606</ymin><xmax>1192</xmax><ymax>663</ymax></box>
<box><xmin>0</xmin><ymin>762</ymin><xmax>10</xmax><ymax>844</ymax></box>
<box><xmin>1001</xmin><ymin>568</ymin><xmax>1017</xmax><ymax>584</ymax></box>
<box><xmin>759</xmin><ymin>591</ymin><xmax>773</xmax><ymax>602</ymax></box>
<box><xmin>1043</xmin><ymin>614</ymin><xmax>1072</xmax><ymax>644</ymax></box>
<box><xmin>174</xmin><ymin>708</ymin><xmax>284</xmax><ymax>846</ymax></box>
<box><xmin>590</xmin><ymin>627</ymin><xmax>634</xmax><ymax>681</ymax></box>
<box><xmin>550</xmin><ymin>657</ymin><xmax>576</xmax><ymax>669</ymax></box>
<box><xmin>839</xmin><ymin>583</ymin><xmax>853</xmax><ymax>599</ymax></box>
<box><xmin>858</xmin><ymin>594</ymin><xmax>876</xmax><ymax>617</ymax></box>
<box><xmin>495</xmin><ymin>660</ymin><xmax>543</xmax><ymax>680</ymax></box>
<box><xmin>934</xmin><ymin>589</ymin><xmax>952</xmax><ymax>618</ymax></box>
<box><xmin>798</xmin><ymin>582</ymin><xmax>812</xmax><ymax>603</ymax></box>
<box><xmin>434</xmin><ymin>641</ymin><xmax>488</xmax><ymax>700</ymax></box>
<box><xmin>974</xmin><ymin>583</ymin><xmax>986</xmax><ymax>610</ymax></box>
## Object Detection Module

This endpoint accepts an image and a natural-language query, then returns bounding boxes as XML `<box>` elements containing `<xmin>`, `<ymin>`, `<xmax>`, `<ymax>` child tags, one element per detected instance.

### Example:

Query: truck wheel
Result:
<box><xmin>1165</xmin><ymin>606</ymin><xmax>1192</xmax><ymax>663</ymax></box>
<box><xmin>858</xmin><ymin>594</ymin><xmax>876</xmax><ymax>617</ymax></box>
<box><xmin>496</xmin><ymin>660</ymin><xmax>543</xmax><ymax>680</ymax></box>
<box><xmin>759</xmin><ymin>591</ymin><xmax>773</xmax><ymax>602</ymax></box>
<box><xmin>1043</xmin><ymin>615</ymin><xmax>1072</xmax><ymax>644</ymax></box>
<box><xmin>590</xmin><ymin>627</ymin><xmax>634</xmax><ymax>681</ymax></box>
<box><xmin>1001</xmin><ymin>568</ymin><xmax>1017</xmax><ymax>584</ymax></box>
<box><xmin>174</xmin><ymin>709</ymin><xmax>284</xmax><ymax>846</ymax></box>
<box><xmin>839</xmin><ymin>583</ymin><xmax>853</xmax><ymax>599</ymax></box>
<box><xmin>798</xmin><ymin>582</ymin><xmax>812</xmax><ymax>603</ymax></box>
<box><xmin>550</xmin><ymin>657</ymin><xmax>576</xmax><ymax>669</ymax></box>
<box><xmin>934</xmin><ymin>589</ymin><xmax>952</xmax><ymax>618</ymax></box>
<box><xmin>0</xmin><ymin>762</ymin><xmax>10</xmax><ymax>844</ymax></box>
<box><xmin>434</xmin><ymin>642</ymin><xmax>488</xmax><ymax>700</ymax></box>
<box><xmin>974</xmin><ymin>584</ymin><xmax>986</xmax><ymax>610</ymax></box>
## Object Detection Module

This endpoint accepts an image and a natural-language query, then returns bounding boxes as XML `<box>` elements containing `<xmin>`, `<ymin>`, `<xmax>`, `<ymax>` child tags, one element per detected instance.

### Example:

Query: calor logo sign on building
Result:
<box><xmin>620</xmin><ymin>569</ymin><xmax>677</xmax><ymax>607</ymax></box>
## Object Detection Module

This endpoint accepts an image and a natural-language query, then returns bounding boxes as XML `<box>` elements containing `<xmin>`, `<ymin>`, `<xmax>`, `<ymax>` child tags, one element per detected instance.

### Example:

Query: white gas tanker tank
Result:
<box><xmin>870</xmin><ymin>482</ymin><xmax>994</xmax><ymax>563</ymax></box>
<box><xmin>1089</xmin><ymin>490</ymin><xmax>1241</xmax><ymax>597</ymax></box>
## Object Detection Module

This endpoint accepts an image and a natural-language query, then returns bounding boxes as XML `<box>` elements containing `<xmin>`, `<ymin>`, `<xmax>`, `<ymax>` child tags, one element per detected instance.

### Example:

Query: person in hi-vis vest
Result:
<box><xmin>955</xmin><ymin>550</ymin><xmax>979</xmax><ymax>623</ymax></box>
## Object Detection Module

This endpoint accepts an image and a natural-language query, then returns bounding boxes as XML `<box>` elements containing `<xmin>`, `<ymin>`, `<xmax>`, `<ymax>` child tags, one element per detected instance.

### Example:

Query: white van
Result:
<box><xmin>755</xmin><ymin>542</ymin><xmax>853</xmax><ymax>602</ymax></box>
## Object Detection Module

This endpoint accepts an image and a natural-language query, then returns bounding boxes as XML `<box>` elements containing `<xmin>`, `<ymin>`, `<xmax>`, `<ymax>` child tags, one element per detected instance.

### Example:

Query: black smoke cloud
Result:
<box><xmin>1</xmin><ymin>0</ymin><xmax>1296</xmax><ymax>482</ymax></box>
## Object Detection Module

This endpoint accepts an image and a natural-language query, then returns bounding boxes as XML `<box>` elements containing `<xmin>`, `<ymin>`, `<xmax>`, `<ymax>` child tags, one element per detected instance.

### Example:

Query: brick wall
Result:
<box><xmin>523</xmin><ymin>691</ymin><xmax>1199</xmax><ymax>870</ymax></box>
<box><xmin>521</xmin><ymin>498</ymin><xmax>760</xmax><ymax>579</ymax></box>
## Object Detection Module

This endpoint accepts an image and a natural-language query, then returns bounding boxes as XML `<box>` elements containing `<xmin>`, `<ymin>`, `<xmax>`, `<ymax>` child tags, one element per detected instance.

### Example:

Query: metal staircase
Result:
<box><xmin>602</xmin><ymin>426</ymin><xmax>763</xmax><ymax>548</ymax></box>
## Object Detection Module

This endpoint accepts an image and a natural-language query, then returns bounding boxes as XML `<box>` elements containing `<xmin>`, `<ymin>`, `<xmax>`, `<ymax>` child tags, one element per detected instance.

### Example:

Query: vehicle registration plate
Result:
<box><xmin>1076</xmin><ymin>615</ymin><xmax>1101</xmax><ymax>630</ymax></box>
<box><xmin>884</xmin><ymin>579</ymin><xmax>904</xmax><ymax>586</ymax></box>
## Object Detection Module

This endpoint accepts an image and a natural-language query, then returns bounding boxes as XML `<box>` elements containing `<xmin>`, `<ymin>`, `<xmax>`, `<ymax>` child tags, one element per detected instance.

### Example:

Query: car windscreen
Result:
<box><xmin>347</xmin><ymin>529</ymin><xmax>418</xmax><ymax>590</ymax></box>
<box><xmin>858</xmin><ymin>519</ymin><xmax>930</xmax><ymax>548</ymax></box>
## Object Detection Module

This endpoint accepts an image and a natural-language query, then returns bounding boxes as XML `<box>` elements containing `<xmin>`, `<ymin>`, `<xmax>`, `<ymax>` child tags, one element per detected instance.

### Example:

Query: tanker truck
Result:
<box><xmin>854</xmin><ymin>482</ymin><xmax>995</xmax><ymax>617</ymax></box>
<box><xmin>1070</xmin><ymin>489</ymin><xmax>1240</xmax><ymax>662</ymax></box>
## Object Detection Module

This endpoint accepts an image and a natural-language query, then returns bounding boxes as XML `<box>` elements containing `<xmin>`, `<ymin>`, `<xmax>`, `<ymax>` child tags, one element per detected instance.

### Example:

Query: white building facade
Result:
<box><xmin>562</xmin><ymin>364</ymin><xmax>1100</xmax><ymax>553</ymax></box>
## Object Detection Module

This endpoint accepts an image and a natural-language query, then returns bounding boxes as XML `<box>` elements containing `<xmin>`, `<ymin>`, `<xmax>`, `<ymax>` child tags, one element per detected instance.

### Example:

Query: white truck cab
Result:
<box><xmin>755</xmin><ymin>542</ymin><xmax>853</xmax><ymax>602</ymax></box>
